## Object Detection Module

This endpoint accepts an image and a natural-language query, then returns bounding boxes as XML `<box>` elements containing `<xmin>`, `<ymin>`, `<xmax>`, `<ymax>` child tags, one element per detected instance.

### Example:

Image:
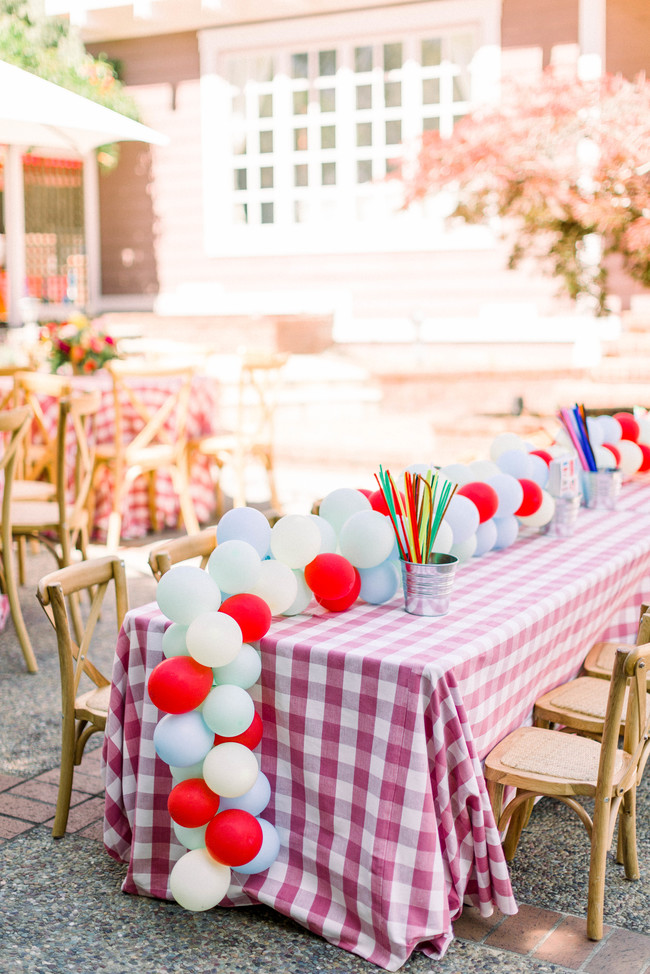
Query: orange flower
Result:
<box><xmin>70</xmin><ymin>345</ymin><xmax>85</xmax><ymax>364</ymax></box>
<box><xmin>83</xmin><ymin>359</ymin><xmax>98</xmax><ymax>373</ymax></box>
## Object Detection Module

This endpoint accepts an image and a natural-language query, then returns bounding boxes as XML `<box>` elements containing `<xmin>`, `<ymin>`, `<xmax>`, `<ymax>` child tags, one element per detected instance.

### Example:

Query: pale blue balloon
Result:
<box><xmin>528</xmin><ymin>453</ymin><xmax>549</xmax><ymax>489</ymax></box>
<box><xmin>173</xmin><ymin>821</ymin><xmax>207</xmax><ymax>851</ymax></box>
<box><xmin>212</xmin><ymin>644</ymin><xmax>262</xmax><ymax>689</ymax></box>
<box><xmin>153</xmin><ymin>711</ymin><xmax>214</xmax><ymax>767</ymax></box>
<box><xmin>156</xmin><ymin>565</ymin><xmax>222</xmax><ymax>625</ymax></box>
<box><xmin>201</xmin><ymin>684</ymin><xmax>255</xmax><ymax>737</ymax></box>
<box><xmin>162</xmin><ymin>623</ymin><xmax>190</xmax><ymax>659</ymax></box>
<box><xmin>217</xmin><ymin>507</ymin><xmax>272</xmax><ymax>558</ymax></box>
<box><xmin>496</xmin><ymin>449</ymin><xmax>533</xmax><ymax>479</ymax></box>
<box><xmin>486</xmin><ymin>473</ymin><xmax>524</xmax><ymax>518</ymax></box>
<box><xmin>307</xmin><ymin>514</ymin><xmax>337</xmax><ymax>554</ymax></box>
<box><xmin>493</xmin><ymin>515</ymin><xmax>519</xmax><ymax>549</ymax></box>
<box><xmin>219</xmin><ymin>771</ymin><xmax>271</xmax><ymax>816</ymax></box>
<box><xmin>473</xmin><ymin>518</ymin><xmax>498</xmax><ymax>556</ymax></box>
<box><xmin>233</xmin><ymin>818</ymin><xmax>281</xmax><ymax>875</ymax></box>
<box><xmin>358</xmin><ymin>560</ymin><xmax>399</xmax><ymax>604</ymax></box>
<box><xmin>443</xmin><ymin>494</ymin><xmax>480</xmax><ymax>544</ymax></box>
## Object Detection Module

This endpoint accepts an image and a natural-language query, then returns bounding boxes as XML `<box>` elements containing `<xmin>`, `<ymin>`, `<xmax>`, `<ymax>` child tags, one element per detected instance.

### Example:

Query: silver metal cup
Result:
<box><xmin>401</xmin><ymin>553</ymin><xmax>458</xmax><ymax>617</ymax></box>
<box><xmin>583</xmin><ymin>469</ymin><xmax>622</xmax><ymax>510</ymax></box>
<box><xmin>543</xmin><ymin>493</ymin><xmax>581</xmax><ymax>537</ymax></box>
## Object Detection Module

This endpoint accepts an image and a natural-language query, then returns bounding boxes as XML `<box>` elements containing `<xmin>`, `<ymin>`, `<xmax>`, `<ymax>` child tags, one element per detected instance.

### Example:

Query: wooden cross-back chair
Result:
<box><xmin>12</xmin><ymin>370</ymin><xmax>73</xmax><ymax>499</ymax></box>
<box><xmin>193</xmin><ymin>350</ymin><xmax>288</xmax><ymax>518</ymax></box>
<box><xmin>0</xmin><ymin>404</ymin><xmax>38</xmax><ymax>673</ymax></box>
<box><xmin>485</xmin><ymin>638</ymin><xmax>650</xmax><ymax>942</ymax></box>
<box><xmin>11</xmin><ymin>390</ymin><xmax>101</xmax><ymax>643</ymax></box>
<box><xmin>582</xmin><ymin>603</ymin><xmax>650</xmax><ymax>682</ymax></box>
<box><xmin>94</xmin><ymin>359</ymin><xmax>200</xmax><ymax>550</ymax></box>
<box><xmin>148</xmin><ymin>525</ymin><xmax>217</xmax><ymax>581</ymax></box>
<box><xmin>37</xmin><ymin>555</ymin><xmax>129</xmax><ymax>837</ymax></box>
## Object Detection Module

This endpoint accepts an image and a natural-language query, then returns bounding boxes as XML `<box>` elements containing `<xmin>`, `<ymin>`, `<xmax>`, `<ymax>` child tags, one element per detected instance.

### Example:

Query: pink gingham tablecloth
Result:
<box><xmin>103</xmin><ymin>481</ymin><xmax>650</xmax><ymax>971</ymax></box>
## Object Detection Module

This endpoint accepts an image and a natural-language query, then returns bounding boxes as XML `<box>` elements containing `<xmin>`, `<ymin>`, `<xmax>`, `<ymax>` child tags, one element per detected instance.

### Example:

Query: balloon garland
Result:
<box><xmin>148</xmin><ymin>410</ymin><xmax>647</xmax><ymax>911</ymax></box>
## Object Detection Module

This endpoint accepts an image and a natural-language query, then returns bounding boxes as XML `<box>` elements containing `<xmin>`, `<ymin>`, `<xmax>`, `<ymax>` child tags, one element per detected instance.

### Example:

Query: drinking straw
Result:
<box><xmin>572</xmin><ymin>405</ymin><xmax>598</xmax><ymax>472</ymax></box>
<box><xmin>577</xmin><ymin>403</ymin><xmax>598</xmax><ymax>471</ymax></box>
<box><xmin>558</xmin><ymin>408</ymin><xmax>590</xmax><ymax>470</ymax></box>
<box><xmin>375</xmin><ymin>467</ymin><xmax>458</xmax><ymax>563</ymax></box>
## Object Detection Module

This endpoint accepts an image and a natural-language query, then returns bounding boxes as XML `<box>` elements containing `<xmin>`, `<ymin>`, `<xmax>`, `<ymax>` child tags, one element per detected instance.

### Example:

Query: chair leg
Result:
<box><xmin>53</xmin><ymin>725</ymin><xmax>76</xmax><ymax>838</ymax></box>
<box><xmin>618</xmin><ymin>787</ymin><xmax>639</xmax><ymax>880</ymax></box>
<box><xmin>586</xmin><ymin>801</ymin><xmax>610</xmax><ymax>940</ymax></box>
<box><xmin>170</xmin><ymin>466</ymin><xmax>200</xmax><ymax>535</ymax></box>
<box><xmin>502</xmin><ymin>794</ymin><xmax>534</xmax><ymax>861</ymax></box>
<box><xmin>1</xmin><ymin>537</ymin><xmax>38</xmax><ymax>674</ymax></box>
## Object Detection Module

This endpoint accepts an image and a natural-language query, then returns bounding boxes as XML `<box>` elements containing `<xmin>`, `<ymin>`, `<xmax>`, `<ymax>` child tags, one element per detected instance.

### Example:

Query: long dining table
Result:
<box><xmin>0</xmin><ymin>368</ymin><xmax>220</xmax><ymax>541</ymax></box>
<box><xmin>102</xmin><ymin>479</ymin><xmax>650</xmax><ymax>971</ymax></box>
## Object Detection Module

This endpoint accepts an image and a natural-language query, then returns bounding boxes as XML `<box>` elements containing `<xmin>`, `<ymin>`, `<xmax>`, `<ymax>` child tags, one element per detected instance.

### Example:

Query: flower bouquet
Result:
<box><xmin>40</xmin><ymin>315</ymin><xmax>120</xmax><ymax>374</ymax></box>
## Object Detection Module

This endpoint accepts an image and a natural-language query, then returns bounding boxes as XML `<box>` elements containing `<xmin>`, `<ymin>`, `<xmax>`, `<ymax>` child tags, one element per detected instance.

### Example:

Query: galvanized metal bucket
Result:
<box><xmin>401</xmin><ymin>553</ymin><xmax>458</xmax><ymax>617</ymax></box>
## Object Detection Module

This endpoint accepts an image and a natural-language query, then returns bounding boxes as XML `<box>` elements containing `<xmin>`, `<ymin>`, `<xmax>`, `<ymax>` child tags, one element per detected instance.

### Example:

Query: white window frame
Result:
<box><xmin>199</xmin><ymin>1</ymin><xmax>502</xmax><ymax>258</ymax></box>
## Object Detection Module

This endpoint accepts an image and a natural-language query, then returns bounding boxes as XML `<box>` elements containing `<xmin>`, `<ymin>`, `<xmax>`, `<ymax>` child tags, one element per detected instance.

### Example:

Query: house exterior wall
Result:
<box><xmin>88</xmin><ymin>1</ymin><xmax>649</xmax><ymax>325</ymax></box>
<box><xmin>606</xmin><ymin>0</ymin><xmax>650</xmax><ymax>76</ymax></box>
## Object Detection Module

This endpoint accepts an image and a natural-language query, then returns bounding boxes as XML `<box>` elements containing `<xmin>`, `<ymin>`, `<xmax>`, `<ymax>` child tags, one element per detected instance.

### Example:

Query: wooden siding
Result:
<box><xmin>501</xmin><ymin>0</ymin><xmax>579</xmax><ymax>71</ymax></box>
<box><xmin>606</xmin><ymin>0</ymin><xmax>650</xmax><ymax>76</ymax></box>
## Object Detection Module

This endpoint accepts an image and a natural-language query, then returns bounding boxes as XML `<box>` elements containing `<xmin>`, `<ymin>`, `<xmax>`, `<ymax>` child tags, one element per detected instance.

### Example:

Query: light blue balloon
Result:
<box><xmin>486</xmin><ymin>473</ymin><xmax>524</xmax><ymax>518</ymax></box>
<box><xmin>307</xmin><ymin>514</ymin><xmax>337</xmax><ymax>553</ymax></box>
<box><xmin>153</xmin><ymin>711</ymin><xmax>214</xmax><ymax>767</ymax></box>
<box><xmin>217</xmin><ymin>507</ymin><xmax>272</xmax><ymax>558</ymax></box>
<box><xmin>156</xmin><ymin>565</ymin><xmax>222</xmax><ymax>625</ymax></box>
<box><xmin>443</xmin><ymin>494</ymin><xmax>480</xmax><ymax>544</ymax></box>
<box><xmin>212</xmin><ymin>644</ymin><xmax>262</xmax><ymax>689</ymax></box>
<box><xmin>219</xmin><ymin>771</ymin><xmax>271</xmax><ymax>816</ymax></box>
<box><xmin>473</xmin><ymin>518</ymin><xmax>498</xmax><ymax>556</ymax></box>
<box><xmin>358</xmin><ymin>560</ymin><xmax>399</xmax><ymax>604</ymax></box>
<box><xmin>162</xmin><ymin>623</ymin><xmax>189</xmax><ymax>659</ymax></box>
<box><xmin>201</xmin><ymin>684</ymin><xmax>255</xmax><ymax>737</ymax></box>
<box><xmin>173</xmin><ymin>821</ymin><xmax>207</xmax><ymax>851</ymax></box>
<box><xmin>233</xmin><ymin>818</ymin><xmax>281</xmax><ymax>875</ymax></box>
<box><xmin>493</xmin><ymin>515</ymin><xmax>519</xmax><ymax>550</ymax></box>
<box><xmin>496</xmin><ymin>449</ymin><xmax>532</xmax><ymax>479</ymax></box>
<box><xmin>527</xmin><ymin>454</ymin><xmax>549</xmax><ymax>489</ymax></box>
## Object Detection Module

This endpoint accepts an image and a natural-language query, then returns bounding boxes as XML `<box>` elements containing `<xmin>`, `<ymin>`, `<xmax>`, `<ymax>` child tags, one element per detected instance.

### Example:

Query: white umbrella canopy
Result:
<box><xmin>0</xmin><ymin>58</ymin><xmax>168</xmax><ymax>154</ymax></box>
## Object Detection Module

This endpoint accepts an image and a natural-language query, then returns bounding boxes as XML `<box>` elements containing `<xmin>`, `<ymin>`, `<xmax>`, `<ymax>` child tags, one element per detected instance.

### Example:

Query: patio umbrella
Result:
<box><xmin>0</xmin><ymin>58</ymin><xmax>167</xmax><ymax>154</ymax></box>
<box><xmin>0</xmin><ymin>59</ymin><xmax>168</xmax><ymax>326</ymax></box>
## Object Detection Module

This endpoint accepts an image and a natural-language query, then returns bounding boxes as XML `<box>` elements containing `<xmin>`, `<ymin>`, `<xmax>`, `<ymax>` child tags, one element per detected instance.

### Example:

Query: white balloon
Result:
<box><xmin>637</xmin><ymin>417</ymin><xmax>650</xmax><ymax>446</ymax></box>
<box><xmin>438</xmin><ymin>463</ymin><xmax>472</xmax><ymax>486</ymax></box>
<box><xmin>586</xmin><ymin>416</ymin><xmax>606</xmax><ymax>448</ymax></box>
<box><xmin>486</xmin><ymin>473</ymin><xmax>524</xmax><ymax>518</ymax></box>
<box><xmin>169</xmin><ymin>848</ymin><xmax>231</xmax><ymax>911</ymax></box>
<box><xmin>593</xmin><ymin>445</ymin><xmax>618</xmax><ymax>470</ymax></box>
<box><xmin>469</xmin><ymin>459</ymin><xmax>501</xmax><ymax>480</ymax></box>
<box><xmin>307</xmin><ymin>514</ymin><xmax>337</xmax><ymax>553</ymax></box>
<box><xmin>431</xmin><ymin>519</ymin><xmax>453</xmax><ymax>554</ymax></box>
<box><xmin>338</xmin><ymin>510</ymin><xmax>395</xmax><ymax>569</ymax></box>
<box><xmin>251</xmin><ymin>559</ymin><xmax>298</xmax><ymax>615</ymax></box>
<box><xmin>490</xmin><ymin>432</ymin><xmax>527</xmax><ymax>460</ymax></box>
<box><xmin>203</xmin><ymin>742</ymin><xmax>259</xmax><ymax>797</ymax></box>
<box><xmin>496</xmin><ymin>449</ymin><xmax>532</xmax><ymax>479</ymax></box>
<box><xmin>617</xmin><ymin>439</ymin><xmax>643</xmax><ymax>475</ymax></box>
<box><xmin>598</xmin><ymin>415</ymin><xmax>623</xmax><ymax>444</ymax></box>
<box><xmin>493</xmin><ymin>515</ymin><xmax>519</xmax><ymax>549</ymax></box>
<box><xmin>517</xmin><ymin>490</ymin><xmax>555</xmax><ymax>528</ymax></box>
<box><xmin>186</xmin><ymin>611</ymin><xmax>243</xmax><ymax>668</ymax></box>
<box><xmin>270</xmin><ymin>515</ymin><xmax>321</xmax><ymax>569</ymax></box>
<box><xmin>281</xmin><ymin>569</ymin><xmax>314</xmax><ymax>616</ymax></box>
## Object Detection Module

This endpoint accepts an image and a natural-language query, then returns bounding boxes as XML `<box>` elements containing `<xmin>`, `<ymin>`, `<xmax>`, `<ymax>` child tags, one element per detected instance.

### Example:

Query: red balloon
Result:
<box><xmin>613</xmin><ymin>412</ymin><xmax>640</xmax><ymax>442</ymax></box>
<box><xmin>205</xmin><ymin>809</ymin><xmax>263</xmax><ymax>866</ymax></box>
<box><xmin>368</xmin><ymin>488</ymin><xmax>405</xmax><ymax>516</ymax></box>
<box><xmin>357</xmin><ymin>488</ymin><xmax>373</xmax><ymax>498</ymax></box>
<box><xmin>638</xmin><ymin>443</ymin><xmax>650</xmax><ymax>472</ymax></box>
<box><xmin>316</xmin><ymin>568</ymin><xmax>361</xmax><ymax>612</ymax></box>
<box><xmin>214</xmin><ymin>710</ymin><xmax>263</xmax><ymax>750</ymax></box>
<box><xmin>602</xmin><ymin>442</ymin><xmax>621</xmax><ymax>466</ymax></box>
<box><xmin>457</xmin><ymin>482</ymin><xmax>499</xmax><ymax>523</ymax></box>
<box><xmin>167</xmin><ymin>778</ymin><xmax>220</xmax><ymax>828</ymax></box>
<box><xmin>147</xmin><ymin>656</ymin><xmax>213</xmax><ymax>714</ymax></box>
<box><xmin>304</xmin><ymin>553</ymin><xmax>356</xmax><ymax>601</ymax></box>
<box><xmin>530</xmin><ymin>449</ymin><xmax>553</xmax><ymax>466</ymax></box>
<box><xmin>219</xmin><ymin>594</ymin><xmax>272</xmax><ymax>642</ymax></box>
<box><xmin>515</xmin><ymin>478</ymin><xmax>543</xmax><ymax>517</ymax></box>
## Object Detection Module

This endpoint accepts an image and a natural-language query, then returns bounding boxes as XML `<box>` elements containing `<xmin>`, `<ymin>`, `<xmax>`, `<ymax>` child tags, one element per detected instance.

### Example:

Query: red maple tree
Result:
<box><xmin>402</xmin><ymin>68</ymin><xmax>650</xmax><ymax>315</ymax></box>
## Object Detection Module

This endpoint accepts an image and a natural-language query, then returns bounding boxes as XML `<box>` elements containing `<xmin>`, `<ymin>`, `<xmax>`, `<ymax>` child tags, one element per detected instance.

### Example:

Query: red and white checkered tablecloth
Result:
<box><xmin>102</xmin><ymin>480</ymin><xmax>650</xmax><ymax>971</ymax></box>
<box><xmin>0</xmin><ymin>372</ymin><xmax>220</xmax><ymax>540</ymax></box>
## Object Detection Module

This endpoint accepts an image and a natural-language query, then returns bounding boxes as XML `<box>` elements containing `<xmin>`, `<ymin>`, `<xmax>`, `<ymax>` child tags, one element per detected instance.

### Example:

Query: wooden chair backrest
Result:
<box><xmin>54</xmin><ymin>391</ymin><xmax>101</xmax><ymax>525</ymax></box>
<box><xmin>148</xmin><ymin>526</ymin><xmax>218</xmax><ymax>580</ymax></box>
<box><xmin>37</xmin><ymin>555</ymin><xmax>129</xmax><ymax>694</ymax></box>
<box><xmin>1</xmin><ymin>406</ymin><xmax>32</xmax><ymax>517</ymax></box>
<box><xmin>105</xmin><ymin>359</ymin><xmax>196</xmax><ymax>460</ymax></box>
<box><xmin>598</xmin><ymin>612</ymin><xmax>650</xmax><ymax>804</ymax></box>
<box><xmin>236</xmin><ymin>351</ymin><xmax>288</xmax><ymax>447</ymax></box>
<box><xmin>13</xmin><ymin>370</ymin><xmax>73</xmax><ymax>483</ymax></box>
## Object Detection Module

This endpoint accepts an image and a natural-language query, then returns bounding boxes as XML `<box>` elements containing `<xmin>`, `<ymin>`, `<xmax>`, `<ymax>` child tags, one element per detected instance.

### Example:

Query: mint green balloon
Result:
<box><xmin>212</xmin><ymin>644</ymin><xmax>262</xmax><ymax>689</ymax></box>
